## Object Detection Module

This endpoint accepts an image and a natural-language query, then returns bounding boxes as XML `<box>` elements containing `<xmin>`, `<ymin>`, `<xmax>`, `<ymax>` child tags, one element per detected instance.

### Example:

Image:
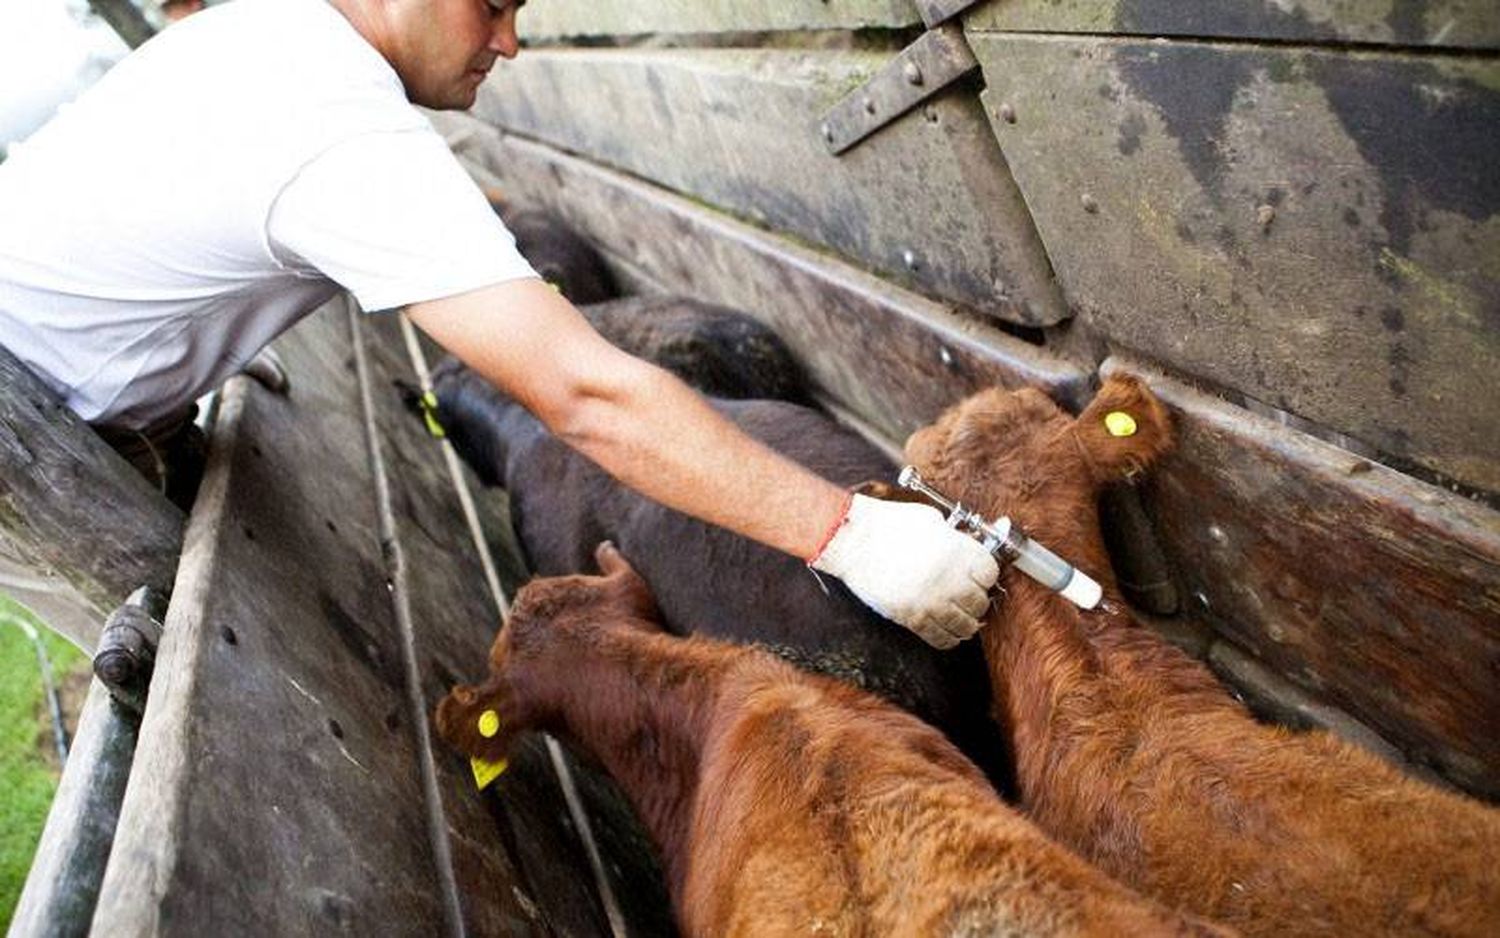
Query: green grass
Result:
<box><xmin>0</xmin><ymin>594</ymin><xmax>86</xmax><ymax>929</ymax></box>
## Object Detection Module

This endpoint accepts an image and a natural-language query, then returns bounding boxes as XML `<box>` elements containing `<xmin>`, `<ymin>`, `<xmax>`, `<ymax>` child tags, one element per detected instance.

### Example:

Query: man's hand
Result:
<box><xmin>809</xmin><ymin>494</ymin><xmax>999</xmax><ymax>649</ymax></box>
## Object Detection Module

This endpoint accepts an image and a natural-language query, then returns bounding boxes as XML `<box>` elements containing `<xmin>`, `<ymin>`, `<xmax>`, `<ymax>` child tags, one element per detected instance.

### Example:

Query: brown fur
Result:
<box><xmin>437</xmin><ymin>543</ymin><xmax>1230</xmax><ymax>938</ymax></box>
<box><xmin>904</xmin><ymin>375</ymin><xmax>1500</xmax><ymax>937</ymax></box>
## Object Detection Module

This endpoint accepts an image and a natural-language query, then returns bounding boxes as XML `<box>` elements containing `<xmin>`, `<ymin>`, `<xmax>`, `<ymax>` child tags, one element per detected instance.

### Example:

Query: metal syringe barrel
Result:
<box><xmin>897</xmin><ymin>467</ymin><xmax>1103</xmax><ymax>610</ymax></box>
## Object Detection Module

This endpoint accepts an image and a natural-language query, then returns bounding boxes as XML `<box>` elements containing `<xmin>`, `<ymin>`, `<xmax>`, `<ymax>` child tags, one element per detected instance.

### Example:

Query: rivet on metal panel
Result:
<box><xmin>902</xmin><ymin>249</ymin><xmax>919</xmax><ymax>270</ymax></box>
<box><xmin>939</xmin><ymin>347</ymin><xmax>954</xmax><ymax>367</ymax></box>
<box><xmin>904</xmin><ymin>61</ymin><xmax>924</xmax><ymax>86</ymax></box>
<box><xmin>820</xmin><ymin>123</ymin><xmax>833</xmax><ymax>144</ymax></box>
<box><xmin>997</xmin><ymin>102</ymin><xmax>1017</xmax><ymax>125</ymax></box>
<box><xmin>1256</xmin><ymin>204</ymin><xmax>1276</xmax><ymax>231</ymax></box>
<box><xmin>1081</xmin><ymin>193</ymin><xmax>1100</xmax><ymax>214</ymax></box>
<box><xmin>864</xmin><ymin>97</ymin><xmax>877</xmax><ymax>115</ymax></box>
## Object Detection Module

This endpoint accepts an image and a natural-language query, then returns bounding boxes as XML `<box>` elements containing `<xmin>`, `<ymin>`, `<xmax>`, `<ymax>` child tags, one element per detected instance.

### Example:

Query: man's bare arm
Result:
<box><xmin>408</xmin><ymin>278</ymin><xmax>997</xmax><ymax>647</ymax></box>
<box><xmin>408</xmin><ymin>278</ymin><xmax>847</xmax><ymax>559</ymax></box>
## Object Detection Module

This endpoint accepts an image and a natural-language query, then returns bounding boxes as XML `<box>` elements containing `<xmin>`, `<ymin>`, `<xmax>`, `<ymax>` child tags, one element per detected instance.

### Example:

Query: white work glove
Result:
<box><xmin>809</xmin><ymin>493</ymin><xmax>1000</xmax><ymax>649</ymax></box>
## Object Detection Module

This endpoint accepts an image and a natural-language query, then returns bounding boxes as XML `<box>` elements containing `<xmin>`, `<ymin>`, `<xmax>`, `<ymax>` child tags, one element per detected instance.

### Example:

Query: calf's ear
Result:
<box><xmin>433</xmin><ymin>682</ymin><xmax>515</xmax><ymax>762</ymax></box>
<box><xmin>594</xmin><ymin>541</ymin><xmax>664</xmax><ymax>625</ymax></box>
<box><xmin>1071</xmin><ymin>375</ymin><xmax>1175</xmax><ymax>482</ymax></box>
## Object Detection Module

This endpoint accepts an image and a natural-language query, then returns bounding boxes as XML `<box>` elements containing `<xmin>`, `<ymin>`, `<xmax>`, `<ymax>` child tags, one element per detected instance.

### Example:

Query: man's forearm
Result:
<box><xmin>408</xmin><ymin>279</ymin><xmax>848</xmax><ymax>560</ymax></box>
<box><xmin>408</xmin><ymin>279</ymin><xmax>998</xmax><ymax>648</ymax></box>
<box><xmin>548</xmin><ymin>359</ymin><xmax>850</xmax><ymax>561</ymax></box>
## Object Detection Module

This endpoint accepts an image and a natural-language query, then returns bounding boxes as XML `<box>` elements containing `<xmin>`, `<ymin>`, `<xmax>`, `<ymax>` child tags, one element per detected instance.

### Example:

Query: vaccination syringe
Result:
<box><xmin>898</xmin><ymin>466</ymin><xmax>1103</xmax><ymax>610</ymax></box>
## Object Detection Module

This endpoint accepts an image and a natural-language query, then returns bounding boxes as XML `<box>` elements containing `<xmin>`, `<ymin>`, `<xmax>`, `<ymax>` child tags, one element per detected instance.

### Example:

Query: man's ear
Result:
<box><xmin>1071</xmin><ymin>375</ymin><xmax>1175</xmax><ymax>482</ymax></box>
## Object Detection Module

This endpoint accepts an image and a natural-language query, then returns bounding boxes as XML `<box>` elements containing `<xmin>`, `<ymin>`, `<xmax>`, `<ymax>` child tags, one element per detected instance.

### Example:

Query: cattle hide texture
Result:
<box><xmin>436</xmin><ymin>543</ymin><xmax>1233</xmax><ymax>938</ymax></box>
<box><xmin>904</xmin><ymin>375</ymin><xmax>1500</xmax><ymax>937</ymax></box>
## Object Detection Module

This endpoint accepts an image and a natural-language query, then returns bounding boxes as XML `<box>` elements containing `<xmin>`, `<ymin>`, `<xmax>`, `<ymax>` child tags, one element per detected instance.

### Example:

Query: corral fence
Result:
<box><xmin>4</xmin><ymin>2</ymin><xmax>1497</xmax><ymax>935</ymax></box>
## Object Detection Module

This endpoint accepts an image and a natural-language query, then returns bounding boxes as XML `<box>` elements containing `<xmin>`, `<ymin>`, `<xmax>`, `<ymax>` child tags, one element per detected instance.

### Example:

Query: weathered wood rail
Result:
<box><xmin>423</xmin><ymin>0</ymin><xmax>1500</xmax><ymax>800</ymax></box>
<box><xmin>10</xmin><ymin>301</ymin><xmax>660</xmax><ymax>935</ymax></box>
<box><xmin>0</xmin><ymin>345</ymin><xmax>183</xmax><ymax>652</ymax></box>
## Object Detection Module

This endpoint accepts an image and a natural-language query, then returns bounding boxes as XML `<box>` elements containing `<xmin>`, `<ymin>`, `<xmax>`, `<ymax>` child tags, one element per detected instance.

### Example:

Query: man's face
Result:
<box><xmin>386</xmin><ymin>0</ymin><xmax>524</xmax><ymax>110</ymax></box>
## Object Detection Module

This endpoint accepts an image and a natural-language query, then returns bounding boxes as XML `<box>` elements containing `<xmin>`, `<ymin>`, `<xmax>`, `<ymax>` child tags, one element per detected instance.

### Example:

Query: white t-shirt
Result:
<box><xmin>0</xmin><ymin>0</ymin><xmax>536</xmax><ymax>430</ymax></box>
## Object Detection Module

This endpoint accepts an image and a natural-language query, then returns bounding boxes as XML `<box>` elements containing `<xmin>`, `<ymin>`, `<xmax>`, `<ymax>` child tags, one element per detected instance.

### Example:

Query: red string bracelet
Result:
<box><xmin>805</xmin><ymin>490</ymin><xmax>855</xmax><ymax>565</ymax></box>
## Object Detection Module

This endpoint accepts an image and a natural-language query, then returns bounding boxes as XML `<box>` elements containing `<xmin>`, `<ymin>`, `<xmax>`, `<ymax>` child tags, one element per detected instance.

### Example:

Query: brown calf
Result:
<box><xmin>436</xmin><ymin>543</ymin><xmax>1229</xmax><ymax>938</ymax></box>
<box><xmin>903</xmin><ymin>375</ymin><xmax>1500</xmax><ymax>937</ymax></box>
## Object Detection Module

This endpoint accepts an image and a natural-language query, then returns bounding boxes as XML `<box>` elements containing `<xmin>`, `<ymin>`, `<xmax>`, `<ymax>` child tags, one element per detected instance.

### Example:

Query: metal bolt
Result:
<box><xmin>997</xmin><ymin>102</ymin><xmax>1016</xmax><ymax>124</ymax></box>
<box><xmin>1267</xmin><ymin>623</ymin><xmax>1286</xmax><ymax>643</ymax></box>
<box><xmin>1081</xmin><ymin>193</ymin><xmax>1099</xmax><ymax>214</ymax></box>
<box><xmin>902</xmin><ymin>249</ymin><xmax>919</xmax><ymax>270</ymax></box>
<box><xmin>864</xmin><ymin>97</ymin><xmax>877</xmax><ymax>116</ymax></box>
<box><xmin>903</xmin><ymin>61</ymin><xmax>924</xmax><ymax>86</ymax></box>
<box><xmin>820</xmin><ymin>123</ymin><xmax>833</xmax><ymax>143</ymax></box>
<box><xmin>1256</xmin><ymin>204</ymin><xmax>1276</xmax><ymax>230</ymax></box>
<box><xmin>1208</xmin><ymin>524</ymin><xmax>1227</xmax><ymax>545</ymax></box>
<box><xmin>939</xmin><ymin>347</ymin><xmax>954</xmax><ymax>367</ymax></box>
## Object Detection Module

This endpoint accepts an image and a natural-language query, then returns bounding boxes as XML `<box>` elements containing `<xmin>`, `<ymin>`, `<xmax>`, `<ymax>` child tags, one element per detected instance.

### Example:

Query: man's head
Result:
<box><xmin>335</xmin><ymin>0</ymin><xmax>525</xmax><ymax>110</ymax></box>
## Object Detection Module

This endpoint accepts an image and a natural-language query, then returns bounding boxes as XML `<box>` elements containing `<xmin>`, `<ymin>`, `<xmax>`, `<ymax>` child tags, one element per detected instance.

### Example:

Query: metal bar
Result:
<box><xmin>11</xmin><ymin>618</ymin><xmax>71</xmax><ymax>763</ymax></box>
<box><xmin>395</xmin><ymin>312</ymin><xmax>630</xmax><ymax>938</ymax></box>
<box><xmin>348</xmin><ymin>300</ymin><xmax>468</xmax><ymax>938</ymax></box>
<box><xmin>817</xmin><ymin>22</ymin><xmax>979</xmax><ymax>155</ymax></box>
<box><xmin>8</xmin><ymin>680</ymin><xmax>141</xmax><ymax>938</ymax></box>
<box><xmin>913</xmin><ymin>0</ymin><xmax>984</xmax><ymax>29</ymax></box>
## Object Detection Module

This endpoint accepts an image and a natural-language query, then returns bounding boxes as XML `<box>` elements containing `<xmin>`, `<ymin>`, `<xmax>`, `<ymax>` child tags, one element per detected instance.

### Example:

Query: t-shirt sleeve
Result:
<box><xmin>266</xmin><ymin>128</ymin><xmax>537</xmax><ymax>312</ymax></box>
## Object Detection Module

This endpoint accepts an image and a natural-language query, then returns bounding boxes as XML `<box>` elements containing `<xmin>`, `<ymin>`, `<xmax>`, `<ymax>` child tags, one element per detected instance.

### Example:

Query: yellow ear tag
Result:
<box><xmin>470</xmin><ymin>756</ymin><xmax>508</xmax><ymax>790</ymax></box>
<box><xmin>419</xmin><ymin>390</ymin><xmax>447</xmax><ymax>439</ymax></box>
<box><xmin>470</xmin><ymin>709</ymin><xmax>507</xmax><ymax>790</ymax></box>
<box><xmin>1104</xmin><ymin>411</ymin><xmax>1137</xmax><ymax>438</ymax></box>
<box><xmin>478</xmin><ymin>709</ymin><xmax>501</xmax><ymax>738</ymax></box>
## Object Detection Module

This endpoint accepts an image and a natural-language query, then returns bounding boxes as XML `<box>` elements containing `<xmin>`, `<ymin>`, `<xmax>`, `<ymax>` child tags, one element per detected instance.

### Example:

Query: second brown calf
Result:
<box><xmin>903</xmin><ymin>376</ymin><xmax>1500</xmax><ymax>937</ymax></box>
<box><xmin>437</xmin><ymin>543</ymin><xmax>1229</xmax><ymax>938</ymax></box>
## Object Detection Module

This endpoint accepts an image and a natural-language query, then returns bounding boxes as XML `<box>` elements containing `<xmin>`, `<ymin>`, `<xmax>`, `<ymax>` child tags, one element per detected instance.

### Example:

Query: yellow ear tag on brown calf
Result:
<box><xmin>470</xmin><ymin>756</ymin><xmax>508</xmax><ymax>790</ymax></box>
<box><xmin>1104</xmin><ymin>411</ymin><xmax>1137</xmax><ymax>438</ymax></box>
<box><xmin>470</xmin><ymin>709</ymin><xmax>507</xmax><ymax>790</ymax></box>
<box><xmin>478</xmin><ymin>709</ymin><xmax>501</xmax><ymax>738</ymax></box>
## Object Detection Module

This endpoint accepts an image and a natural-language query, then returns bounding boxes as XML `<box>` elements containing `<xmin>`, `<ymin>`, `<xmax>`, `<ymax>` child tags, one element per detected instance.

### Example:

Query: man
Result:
<box><xmin>0</xmin><ymin>0</ymin><xmax>998</xmax><ymax>648</ymax></box>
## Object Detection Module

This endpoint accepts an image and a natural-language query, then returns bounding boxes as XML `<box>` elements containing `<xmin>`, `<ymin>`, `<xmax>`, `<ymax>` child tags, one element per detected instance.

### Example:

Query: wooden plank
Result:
<box><xmin>966</xmin><ymin>0</ymin><xmax>1500</xmax><ymax>51</ymax></box>
<box><xmin>0</xmin><ymin>344</ymin><xmax>183</xmax><ymax>652</ymax></box>
<box><xmin>973</xmin><ymin>34</ymin><xmax>1500</xmax><ymax>495</ymax></box>
<box><xmin>1105</xmin><ymin>356</ymin><xmax>1500</xmax><ymax>799</ymax></box>
<box><xmin>520</xmin><ymin>0</ymin><xmax>920</xmax><ymax>39</ymax></box>
<box><xmin>86</xmin><ymin>306</ymin><xmax>521</xmax><ymax>935</ymax></box>
<box><xmin>434</xmin><ymin>111</ymin><xmax>1088</xmax><ymax>444</ymax></box>
<box><xmin>473</xmin><ymin>48</ymin><xmax>1070</xmax><ymax>327</ymax></box>
<box><xmin>87</xmin><ymin>0</ymin><xmax>155</xmax><ymax>50</ymax></box>
<box><xmin>0</xmin><ymin>547</ymin><xmax>106</xmax><ymax>654</ymax></box>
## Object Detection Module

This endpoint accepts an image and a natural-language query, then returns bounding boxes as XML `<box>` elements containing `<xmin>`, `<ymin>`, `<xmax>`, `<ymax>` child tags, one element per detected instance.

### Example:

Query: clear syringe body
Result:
<box><xmin>899</xmin><ymin>467</ymin><xmax>1103</xmax><ymax>610</ymax></box>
